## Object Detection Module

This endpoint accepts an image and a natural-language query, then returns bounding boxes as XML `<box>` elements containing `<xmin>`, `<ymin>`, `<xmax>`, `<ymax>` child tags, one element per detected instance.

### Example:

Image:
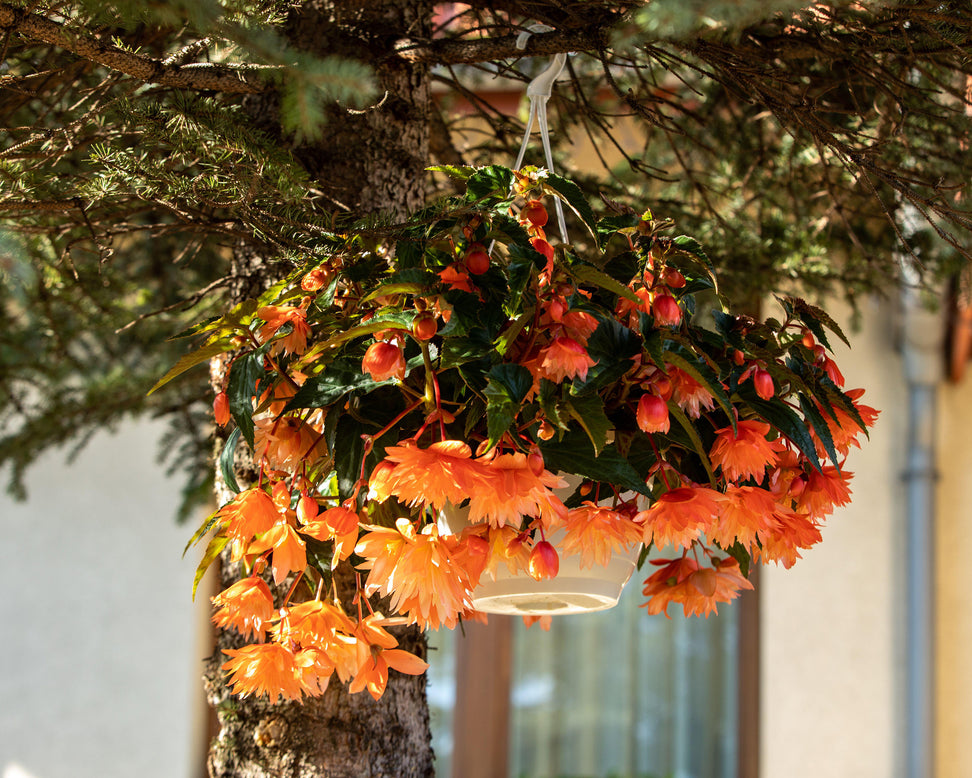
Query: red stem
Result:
<box><xmin>281</xmin><ymin>573</ymin><xmax>303</xmax><ymax>607</ymax></box>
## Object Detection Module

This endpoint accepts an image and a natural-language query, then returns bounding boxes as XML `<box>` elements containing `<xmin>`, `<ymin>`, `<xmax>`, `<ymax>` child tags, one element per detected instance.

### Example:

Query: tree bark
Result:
<box><xmin>205</xmin><ymin>2</ymin><xmax>435</xmax><ymax>776</ymax></box>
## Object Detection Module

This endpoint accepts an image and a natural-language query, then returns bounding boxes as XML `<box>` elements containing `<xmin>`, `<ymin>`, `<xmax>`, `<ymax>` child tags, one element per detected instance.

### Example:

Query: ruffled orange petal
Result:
<box><xmin>635</xmin><ymin>486</ymin><xmax>721</xmax><ymax>550</ymax></box>
<box><xmin>211</xmin><ymin>577</ymin><xmax>274</xmax><ymax>639</ymax></box>
<box><xmin>222</xmin><ymin>643</ymin><xmax>303</xmax><ymax>702</ymax></box>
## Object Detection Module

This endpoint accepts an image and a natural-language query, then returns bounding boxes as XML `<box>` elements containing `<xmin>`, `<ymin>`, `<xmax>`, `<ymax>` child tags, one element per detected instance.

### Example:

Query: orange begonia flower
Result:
<box><xmin>272</xmin><ymin>599</ymin><xmax>355</xmax><ymax>647</ymax></box>
<box><xmin>373</xmin><ymin>440</ymin><xmax>486</xmax><ymax>510</ymax></box>
<box><xmin>256</xmin><ymin>304</ymin><xmax>311</xmax><ymax>356</ymax></box>
<box><xmin>767</xmin><ymin>445</ymin><xmax>807</xmax><ymax>499</ymax></box>
<box><xmin>668</xmin><ymin>367</ymin><xmax>716</xmax><ymax>418</ymax></box>
<box><xmin>537</xmin><ymin>336</ymin><xmax>596</xmax><ymax>383</ymax></box>
<box><xmin>615</xmin><ymin>284</ymin><xmax>652</xmax><ymax>330</ymax></box>
<box><xmin>451</xmin><ymin>529</ymin><xmax>490</xmax><ymax>589</ymax></box>
<box><xmin>248</xmin><ymin>522</ymin><xmax>307</xmax><ymax>585</ymax></box>
<box><xmin>438</xmin><ymin>264</ymin><xmax>477</xmax><ymax>294</ymax></box>
<box><xmin>561</xmin><ymin>310</ymin><xmax>599</xmax><ymax>345</ymax></box>
<box><xmin>635</xmin><ymin>486</ymin><xmax>722</xmax><ymax>550</ymax></box>
<box><xmin>272</xmin><ymin>600</ymin><xmax>359</xmax><ymax>688</ymax></box>
<box><xmin>753</xmin><ymin>367</ymin><xmax>774</xmax><ymax>400</ymax></box>
<box><xmin>642</xmin><ymin>555</ymin><xmax>753</xmax><ymax>618</ymax></box>
<box><xmin>349</xmin><ymin>615</ymin><xmax>429</xmax><ymax>700</ymax></box>
<box><xmin>211</xmin><ymin>577</ymin><xmax>274</xmax><ymax>639</ymax></box>
<box><xmin>222</xmin><ymin>643</ymin><xmax>304</xmax><ymax>702</ymax></box>
<box><xmin>756</xmin><ymin>510</ymin><xmax>823</xmax><ymax>568</ymax></box>
<box><xmin>362</xmin><ymin>341</ymin><xmax>406</xmax><ymax>382</ymax></box>
<box><xmin>652</xmin><ymin>293</ymin><xmax>682</xmax><ymax>327</ymax></box>
<box><xmin>531</xmin><ymin>237</ymin><xmax>554</xmax><ymax>268</ymax></box>
<box><xmin>522</xmin><ymin>614</ymin><xmax>553</xmax><ymax>631</ymax></box>
<box><xmin>254</xmin><ymin>415</ymin><xmax>325</xmax><ymax>471</ymax></box>
<box><xmin>253</xmin><ymin>371</ymin><xmax>310</xmax><ymax>417</ymax></box>
<box><xmin>294</xmin><ymin>646</ymin><xmax>335</xmax><ymax>696</ymax></box>
<box><xmin>818</xmin><ymin>354</ymin><xmax>845</xmax><ymax>387</ymax></box>
<box><xmin>559</xmin><ymin>502</ymin><xmax>643</xmax><ymax>569</ymax></box>
<box><xmin>213</xmin><ymin>391</ymin><xmax>230</xmax><ymax>426</ymax></box>
<box><xmin>465</xmin><ymin>452</ymin><xmax>567</xmax><ymax>528</ymax></box>
<box><xmin>471</xmin><ymin>524</ymin><xmax>532</xmax><ymax>580</ymax></box>
<box><xmin>637</xmin><ymin>394</ymin><xmax>670</xmax><ymax>434</ymax></box>
<box><xmin>349</xmin><ymin>647</ymin><xmax>429</xmax><ymax>700</ymax></box>
<box><xmin>795</xmin><ymin>466</ymin><xmax>853</xmax><ymax>519</ymax></box>
<box><xmin>299</xmin><ymin>504</ymin><xmax>361</xmax><ymax>563</ymax></box>
<box><xmin>356</xmin><ymin>519</ymin><xmax>473</xmax><ymax>630</ymax></box>
<box><xmin>817</xmin><ymin>388</ymin><xmax>879</xmax><ymax>456</ymax></box>
<box><xmin>709</xmin><ymin>419</ymin><xmax>780</xmax><ymax>483</ymax></box>
<box><xmin>709</xmin><ymin>485</ymin><xmax>778</xmax><ymax>550</ymax></box>
<box><xmin>217</xmin><ymin>488</ymin><xmax>282</xmax><ymax>562</ymax></box>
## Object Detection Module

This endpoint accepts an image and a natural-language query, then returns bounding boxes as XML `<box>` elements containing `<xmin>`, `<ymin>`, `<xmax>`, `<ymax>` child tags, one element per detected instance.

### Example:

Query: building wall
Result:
<box><xmin>761</xmin><ymin>296</ymin><xmax>909</xmax><ymax>778</ymax></box>
<box><xmin>936</xmin><ymin>368</ymin><xmax>972</xmax><ymax>778</ymax></box>
<box><xmin>0</xmin><ymin>421</ymin><xmax>206</xmax><ymax>778</ymax></box>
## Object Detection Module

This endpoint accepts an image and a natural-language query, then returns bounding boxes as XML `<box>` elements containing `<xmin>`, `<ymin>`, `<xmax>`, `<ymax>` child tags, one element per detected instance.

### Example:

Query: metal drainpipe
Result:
<box><xmin>901</xmin><ymin>268</ymin><xmax>941</xmax><ymax>778</ymax></box>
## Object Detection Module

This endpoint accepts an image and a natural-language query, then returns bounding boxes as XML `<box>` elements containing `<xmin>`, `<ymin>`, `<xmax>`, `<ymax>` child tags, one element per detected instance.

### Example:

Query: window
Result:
<box><xmin>429</xmin><ymin>571</ymin><xmax>747</xmax><ymax>778</ymax></box>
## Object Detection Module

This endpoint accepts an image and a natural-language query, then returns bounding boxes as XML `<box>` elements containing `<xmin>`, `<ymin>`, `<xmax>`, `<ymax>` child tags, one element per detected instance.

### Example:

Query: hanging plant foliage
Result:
<box><xmin>164</xmin><ymin>166</ymin><xmax>877</xmax><ymax>702</ymax></box>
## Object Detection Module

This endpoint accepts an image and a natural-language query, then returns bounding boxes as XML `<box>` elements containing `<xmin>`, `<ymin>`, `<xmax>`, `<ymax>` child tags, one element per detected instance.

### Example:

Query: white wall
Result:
<box><xmin>1</xmin><ymin>421</ymin><xmax>206</xmax><ymax>778</ymax></box>
<box><xmin>761</xmin><ymin>296</ymin><xmax>909</xmax><ymax>778</ymax></box>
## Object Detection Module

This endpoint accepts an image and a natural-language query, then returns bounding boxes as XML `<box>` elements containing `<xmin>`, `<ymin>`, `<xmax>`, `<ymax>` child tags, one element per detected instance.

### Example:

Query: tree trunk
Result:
<box><xmin>205</xmin><ymin>2</ymin><xmax>435</xmax><ymax>776</ymax></box>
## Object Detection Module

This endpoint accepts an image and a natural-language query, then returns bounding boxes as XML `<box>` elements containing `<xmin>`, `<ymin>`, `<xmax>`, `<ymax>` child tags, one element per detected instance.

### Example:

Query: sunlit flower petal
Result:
<box><xmin>376</xmin><ymin>440</ymin><xmax>487</xmax><ymax>510</ymax></box>
<box><xmin>559</xmin><ymin>502</ymin><xmax>642</xmax><ymax>568</ymax></box>
<box><xmin>211</xmin><ymin>577</ymin><xmax>274</xmax><ymax>639</ymax></box>
<box><xmin>709</xmin><ymin>420</ymin><xmax>779</xmax><ymax>483</ymax></box>
<box><xmin>635</xmin><ymin>486</ymin><xmax>721</xmax><ymax>550</ymax></box>
<box><xmin>222</xmin><ymin>643</ymin><xmax>303</xmax><ymax>702</ymax></box>
<box><xmin>465</xmin><ymin>453</ymin><xmax>567</xmax><ymax>528</ymax></box>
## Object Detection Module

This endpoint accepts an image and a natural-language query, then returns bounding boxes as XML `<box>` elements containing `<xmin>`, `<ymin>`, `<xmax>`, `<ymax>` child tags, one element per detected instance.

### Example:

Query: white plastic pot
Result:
<box><xmin>440</xmin><ymin>476</ymin><xmax>643</xmax><ymax>616</ymax></box>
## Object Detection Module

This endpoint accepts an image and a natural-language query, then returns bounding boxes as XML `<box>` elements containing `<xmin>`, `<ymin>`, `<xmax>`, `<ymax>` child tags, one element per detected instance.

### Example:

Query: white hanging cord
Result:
<box><xmin>512</xmin><ymin>24</ymin><xmax>569</xmax><ymax>244</ymax></box>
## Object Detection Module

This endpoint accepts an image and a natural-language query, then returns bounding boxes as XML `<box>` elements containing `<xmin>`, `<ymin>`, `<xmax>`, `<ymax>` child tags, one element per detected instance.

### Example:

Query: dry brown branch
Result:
<box><xmin>0</xmin><ymin>198</ymin><xmax>80</xmax><ymax>211</ymax></box>
<box><xmin>0</xmin><ymin>2</ymin><xmax>274</xmax><ymax>93</ymax></box>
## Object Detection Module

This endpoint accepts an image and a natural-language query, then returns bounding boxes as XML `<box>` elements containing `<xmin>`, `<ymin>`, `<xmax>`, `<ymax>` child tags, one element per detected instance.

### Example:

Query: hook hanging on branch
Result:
<box><xmin>512</xmin><ymin>23</ymin><xmax>569</xmax><ymax>244</ymax></box>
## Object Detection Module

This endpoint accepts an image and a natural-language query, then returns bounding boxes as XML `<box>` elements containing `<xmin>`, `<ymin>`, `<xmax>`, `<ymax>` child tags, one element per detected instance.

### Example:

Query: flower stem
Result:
<box><xmin>282</xmin><ymin>573</ymin><xmax>303</xmax><ymax>607</ymax></box>
<box><xmin>372</xmin><ymin>396</ymin><xmax>425</xmax><ymax>443</ymax></box>
<box><xmin>647</xmin><ymin>433</ymin><xmax>673</xmax><ymax>491</ymax></box>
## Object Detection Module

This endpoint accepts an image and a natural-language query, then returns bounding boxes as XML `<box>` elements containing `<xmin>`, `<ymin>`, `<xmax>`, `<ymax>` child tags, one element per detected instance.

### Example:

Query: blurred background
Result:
<box><xmin>4</xmin><ymin>291</ymin><xmax>972</xmax><ymax>778</ymax></box>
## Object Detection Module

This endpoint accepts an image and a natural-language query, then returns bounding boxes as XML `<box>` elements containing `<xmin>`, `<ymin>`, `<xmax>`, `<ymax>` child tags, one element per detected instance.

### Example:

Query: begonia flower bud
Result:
<box><xmin>663</xmin><ymin>268</ymin><xmax>686</xmax><ymax>288</ymax></box>
<box><xmin>637</xmin><ymin>394</ymin><xmax>670</xmax><ymax>434</ymax></box>
<box><xmin>214</xmin><ymin>391</ymin><xmax>230</xmax><ymax>426</ymax></box>
<box><xmin>362</xmin><ymin>341</ymin><xmax>406</xmax><ymax>382</ymax></box>
<box><xmin>528</xmin><ymin>541</ymin><xmax>560</xmax><ymax>581</ymax></box>
<box><xmin>753</xmin><ymin>368</ymin><xmax>775</xmax><ymax>400</ymax></box>
<box><xmin>652</xmin><ymin>294</ymin><xmax>682</xmax><ymax>327</ymax></box>
<box><xmin>297</xmin><ymin>492</ymin><xmax>319</xmax><ymax>524</ymax></box>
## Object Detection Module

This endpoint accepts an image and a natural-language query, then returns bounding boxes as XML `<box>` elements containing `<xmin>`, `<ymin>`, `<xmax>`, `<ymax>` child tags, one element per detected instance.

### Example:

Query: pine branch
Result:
<box><xmin>0</xmin><ymin>2</ymin><xmax>275</xmax><ymax>93</ymax></box>
<box><xmin>395</xmin><ymin>27</ymin><xmax>611</xmax><ymax>64</ymax></box>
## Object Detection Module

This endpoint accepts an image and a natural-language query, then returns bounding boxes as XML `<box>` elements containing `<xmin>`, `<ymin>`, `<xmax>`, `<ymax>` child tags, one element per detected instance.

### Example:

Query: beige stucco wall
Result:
<box><xmin>0</xmin><ymin>421</ymin><xmax>206</xmax><ymax>778</ymax></box>
<box><xmin>763</xmin><ymin>292</ymin><xmax>972</xmax><ymax>778</ymax></box>
<box><xmin>761</xmin><ymin>296</ymin><xmax>909</xmax><ymax>778</ymax></box>
<box><xmin>936</xmin><ymin>367</ymin><xmax>972</xmax><ymax>778</ymax></box>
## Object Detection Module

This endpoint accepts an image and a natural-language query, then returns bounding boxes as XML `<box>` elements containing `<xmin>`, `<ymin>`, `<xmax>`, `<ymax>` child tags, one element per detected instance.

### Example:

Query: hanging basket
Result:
<box><xmin>440</xmin><ymin>477</ymin><xmax>643</xmax><ymax>616</ymax></box>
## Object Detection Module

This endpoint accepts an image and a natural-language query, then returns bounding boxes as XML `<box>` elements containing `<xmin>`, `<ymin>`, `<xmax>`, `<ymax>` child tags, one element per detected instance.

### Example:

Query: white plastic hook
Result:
<box><xmin>512</xmin><ymin>23</ymin><xmax>569</xmax><ymax>244</ymax></box>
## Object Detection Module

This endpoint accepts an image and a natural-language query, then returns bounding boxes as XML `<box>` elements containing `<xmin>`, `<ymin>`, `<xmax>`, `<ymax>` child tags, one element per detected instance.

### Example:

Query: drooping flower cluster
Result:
<box><xmin>169</xmin><ymin>166</ymin><xmax>876</xmax><ymax>704</ymax></box>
